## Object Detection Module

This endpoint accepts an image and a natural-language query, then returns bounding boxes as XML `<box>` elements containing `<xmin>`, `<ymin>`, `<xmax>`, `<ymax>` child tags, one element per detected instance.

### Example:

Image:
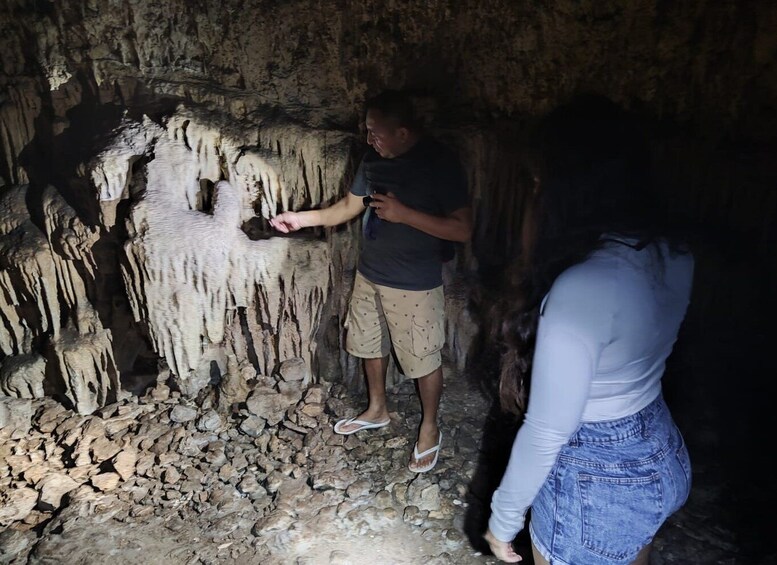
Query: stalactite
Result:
<box><xmin>89</xmin><ymin>115</ymin><xmax>158</xmax><ymax>228</ymax></box>
<box><xmin>0</xmin><ymin>185</ymin><xmax>60</xmax><ymax>355</ymax></box>
<box><xmin>41</xmin><ymin>186</ymin><xmax>100</xmax><ymax>325</ymax></box>
<box><xmin>0</xmin><ymin>83</ymin><xmax>41</xmax><ymax>185</ymax></box>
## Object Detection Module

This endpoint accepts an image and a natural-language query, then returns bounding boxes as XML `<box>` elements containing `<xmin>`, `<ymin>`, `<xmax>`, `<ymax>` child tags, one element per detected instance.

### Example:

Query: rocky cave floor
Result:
<box><xmin>0</xmin><ymin>359</ymin><xmax>754</xmax><ymax>565</ymax></box>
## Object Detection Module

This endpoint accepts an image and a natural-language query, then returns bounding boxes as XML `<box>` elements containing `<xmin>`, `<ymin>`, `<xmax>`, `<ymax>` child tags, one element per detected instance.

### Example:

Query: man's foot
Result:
<box><xmin>409</xmin><ymin>425</ymin><xmax>441</xmax><ymax>473</ymax></box>
<box><xmin>333</xmin><ymin>409</ymin><xmax>390</xmax><ymax>435</ymax></box>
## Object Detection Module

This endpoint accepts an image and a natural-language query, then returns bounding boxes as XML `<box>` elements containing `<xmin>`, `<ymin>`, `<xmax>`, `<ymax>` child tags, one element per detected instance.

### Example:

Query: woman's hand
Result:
<box><xmin>484</xmin><ymin>529</ymin><xmax>522</xmax><ymax>563</ymax></box>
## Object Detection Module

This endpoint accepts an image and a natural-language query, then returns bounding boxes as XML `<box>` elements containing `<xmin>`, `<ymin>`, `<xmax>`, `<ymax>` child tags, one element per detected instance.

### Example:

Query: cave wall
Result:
<box><xmin>0</xmin><ymin>0</ymin><xmax>775</xmax><ymax>462</ymax></box>
<box><xmin>3</xmin><ymin>0</ymin><xmax>775</xmax><ymax>127</ymax></box>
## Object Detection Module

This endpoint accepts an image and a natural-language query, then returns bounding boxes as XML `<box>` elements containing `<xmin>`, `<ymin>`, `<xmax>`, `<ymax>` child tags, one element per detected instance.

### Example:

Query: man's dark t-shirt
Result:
<box><xmin>350</xmin><ymin>137</ymin><xmax>468</xmax><ymax>291</ymax></box>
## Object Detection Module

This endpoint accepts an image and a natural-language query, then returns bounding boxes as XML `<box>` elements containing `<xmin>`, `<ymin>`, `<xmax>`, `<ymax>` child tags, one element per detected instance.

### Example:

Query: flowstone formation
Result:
<box><xmin>1</xmin><ymin>97</ymin><xmax>479</xmax><ymax>418</ymax></box>
<box><xmin>0</xmin><ymin>103</ymin><xmax>357</xmax><ymax>416</ymax></box>
<box><xmin>91</xmin><ymin>108</ymin><xmax>347</xmax><ymax>390</ymax></box>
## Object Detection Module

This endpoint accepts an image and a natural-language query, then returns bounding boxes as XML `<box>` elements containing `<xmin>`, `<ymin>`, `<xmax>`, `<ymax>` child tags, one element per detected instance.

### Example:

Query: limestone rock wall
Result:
<box><xmin>2</xmin><ymin>1</ymin><xmax>775</xmax><ymax>130</ymax></box>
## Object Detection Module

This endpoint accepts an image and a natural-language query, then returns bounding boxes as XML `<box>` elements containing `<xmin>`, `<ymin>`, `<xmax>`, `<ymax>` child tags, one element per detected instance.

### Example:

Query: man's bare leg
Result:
<box><xmin>336</xmin><ymin>356</ymin><xmax>390</xmax><ymax>433</ymax></box>
<box><xmin>409</xmin><ymin>365</ymin><xmax>443</xmax><ymax>470</ymax></box>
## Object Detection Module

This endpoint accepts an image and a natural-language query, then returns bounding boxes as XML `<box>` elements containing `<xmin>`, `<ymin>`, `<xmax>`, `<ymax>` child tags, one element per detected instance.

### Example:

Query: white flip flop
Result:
<box><xmin>409</xmin><ymin>431</ymin><xmax>442</xmax><ymax>473</ymax></box>
<box><xmin>333</xmin><ymin>417</ymin><xmax>391</xmax><ymax>435</ymax></box>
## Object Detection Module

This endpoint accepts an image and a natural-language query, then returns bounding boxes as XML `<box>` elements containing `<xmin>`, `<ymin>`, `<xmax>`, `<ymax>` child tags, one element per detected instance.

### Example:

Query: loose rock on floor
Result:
<box><xmin>0</xmin><ymin>360</ymin><xmax>743</xmax><ymax>564</ymax></box>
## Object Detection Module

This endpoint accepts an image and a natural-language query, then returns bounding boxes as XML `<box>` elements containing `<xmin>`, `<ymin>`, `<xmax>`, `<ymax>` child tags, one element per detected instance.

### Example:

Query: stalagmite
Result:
<box><xmin>0</xmin><ymin>353</ymin><xmax>46</xmax><ymax>399</ymax></box>
<box><xmin>37</xmin><ymin>187</ymin><xmax>120</xmax><ymax>414</ymax></box>
<box><xmin>49</xmin><ymin>319</ymin><xmax>120</xmax><ymax>415</ymax></box>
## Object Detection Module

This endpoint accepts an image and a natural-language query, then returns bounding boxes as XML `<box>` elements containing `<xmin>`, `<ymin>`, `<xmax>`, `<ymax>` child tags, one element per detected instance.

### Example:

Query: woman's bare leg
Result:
<box><xmin>630</xmin><ymin>542</ymin><xmax>652</xmax><ymax>565</ymax></box>
<box><xmin>531</xmin><ymin>542</ymin><xmax>550</xmax><ymax>565</ymax></box>
<box><xmin>530</xmin><ymin>541</ymin><xmax>652</xmax><ymax>564</ymax></box>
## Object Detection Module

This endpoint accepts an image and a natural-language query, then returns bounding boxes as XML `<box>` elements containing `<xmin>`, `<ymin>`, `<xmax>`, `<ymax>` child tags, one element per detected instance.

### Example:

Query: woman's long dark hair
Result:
<box><xmin>490</xmin><ymin>93</ymin><xmax>680</xmax><ymax>415</ymax></box>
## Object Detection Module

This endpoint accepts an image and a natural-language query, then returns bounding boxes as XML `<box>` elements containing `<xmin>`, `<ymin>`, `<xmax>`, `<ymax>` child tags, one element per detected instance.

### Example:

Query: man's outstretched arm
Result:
<box><xmin>270</xmin><ymin>193</ymin><xmax>365</xmax><ymax>232</ymax></box>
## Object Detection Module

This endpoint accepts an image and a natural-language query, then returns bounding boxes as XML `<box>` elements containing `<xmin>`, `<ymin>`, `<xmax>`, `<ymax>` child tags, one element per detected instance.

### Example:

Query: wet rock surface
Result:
<box><xmin>0</xmin><ymin>361</ymin><xmax>754</xmax><ymax>564</ymax></box>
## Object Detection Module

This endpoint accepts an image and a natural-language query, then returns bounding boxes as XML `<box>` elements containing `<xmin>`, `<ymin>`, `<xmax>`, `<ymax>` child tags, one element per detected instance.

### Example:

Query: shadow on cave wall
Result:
<box><xmin>661</xmin><ymin>228</ymin><xmax>777</xmax><ymax>561</ymax></box>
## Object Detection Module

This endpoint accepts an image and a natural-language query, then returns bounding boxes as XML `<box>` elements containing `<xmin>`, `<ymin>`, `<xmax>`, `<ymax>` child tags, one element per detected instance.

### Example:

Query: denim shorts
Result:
<box><xmin>529</xmin><ymin>393</ymin><xmax>692</xmax><ymax>564</ymax></box>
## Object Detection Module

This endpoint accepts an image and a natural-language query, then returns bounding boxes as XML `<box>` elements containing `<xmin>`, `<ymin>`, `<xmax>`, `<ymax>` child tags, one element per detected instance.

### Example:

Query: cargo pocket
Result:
<box><xmin>343</xmin><ymin>303</ymin><xmax>356</xmax><ymax>351</ymax></box>
<box><xmin>411</xmin><ymin>316</ymin><xmax>444</xmax><ymax>357</ymax></box>
<box><xmin>343</xmin><ymin>303</ymin><xmax>354</xmax><ymax>330</ymax></box>
<box><xmin>578</xmin><ymin>472</ymin><xmax>662</xmax><ymax>561</ymax></box>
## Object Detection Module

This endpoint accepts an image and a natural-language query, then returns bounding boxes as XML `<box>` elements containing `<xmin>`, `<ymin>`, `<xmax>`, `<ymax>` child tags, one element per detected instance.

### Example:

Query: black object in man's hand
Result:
<box><xmin>363</xmin><ymin>186</ymin><xmax>387</xmax><ymax>207</ymax></box>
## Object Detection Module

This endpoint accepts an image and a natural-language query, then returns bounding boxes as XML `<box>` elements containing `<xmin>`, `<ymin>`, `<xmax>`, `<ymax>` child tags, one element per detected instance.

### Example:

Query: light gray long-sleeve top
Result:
<box><xmin>488</xmin><ymin>238</ymin><xmax>694</xmax><ymax>542</ymax></box>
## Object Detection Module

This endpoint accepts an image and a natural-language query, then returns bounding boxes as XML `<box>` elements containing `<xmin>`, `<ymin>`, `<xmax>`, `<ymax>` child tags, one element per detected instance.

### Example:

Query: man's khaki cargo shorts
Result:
<box><xmin>344</xmin><ymin>272</ymin><xmax>445</xmax><ymax>378</ymax></box>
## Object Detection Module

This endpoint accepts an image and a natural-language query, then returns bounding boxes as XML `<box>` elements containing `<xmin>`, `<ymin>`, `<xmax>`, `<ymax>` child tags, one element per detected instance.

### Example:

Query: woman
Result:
<box><xmin>483</xmin><ymin>94</ymin><xmax>694</xmax><ymax>564</ymax></box>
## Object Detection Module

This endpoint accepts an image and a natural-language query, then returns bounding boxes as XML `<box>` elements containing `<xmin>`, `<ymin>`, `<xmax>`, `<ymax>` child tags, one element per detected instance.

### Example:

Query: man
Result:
<box><xmin>270</xmin><ymin>90</ymin><xmax>472</xmax><ymax>472</ymax></box>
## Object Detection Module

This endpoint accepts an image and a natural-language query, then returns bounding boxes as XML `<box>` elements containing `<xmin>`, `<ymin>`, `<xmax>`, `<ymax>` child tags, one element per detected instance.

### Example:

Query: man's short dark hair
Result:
<box><xmin>364</xmin><ymin>90</ymin><xmax>421</xmax><ymax>131</ymax></box>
